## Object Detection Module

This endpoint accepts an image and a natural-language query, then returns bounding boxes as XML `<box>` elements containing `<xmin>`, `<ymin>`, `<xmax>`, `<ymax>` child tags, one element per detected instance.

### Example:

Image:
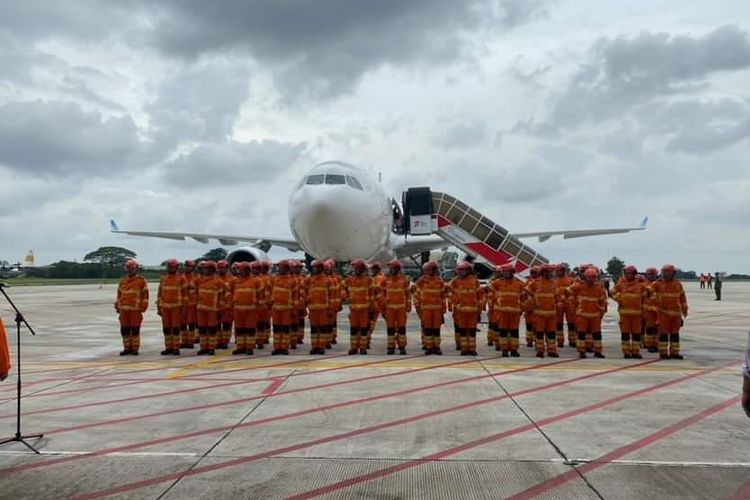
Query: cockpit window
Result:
<box><xmin>324</xmin><ymin>174</ymin><xmax>346</xmax><ymax>185</ymax></box>
<box><xmin>346</xmin><ymin>175</ymin><xmax>364</xmax><ymax>190</ymax></box>
<box><xmin>306</xmin><ymin>174</ymin><xmax>325</xmax><ymax>185</ymax></box>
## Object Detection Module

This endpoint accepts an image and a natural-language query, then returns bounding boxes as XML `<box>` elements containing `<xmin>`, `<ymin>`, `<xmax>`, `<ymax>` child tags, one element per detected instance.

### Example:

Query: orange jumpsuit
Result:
<box><xmin>306</xmin><ymin>274</ymin><xmax>334</xmax><ymax>352</ymax></box>
<box><xmin>156</xmin><ymin>273</ymin><xmax>187</xmax><ymax>353</ymax></box>
<box><xmin>195</xmin><ymin>275</ymin><xmax>226</xmax><ymax>353</ymax></box>
<box><xmin>494</xmin><ymin>278</ymin><xmax>525</xmax><ymax>354</ymax></box>
<box><xmin>568</xmin><ymin>282</ymin><xmax>608</xmax><ymax>355</ymax></box>
<box><xmin>555</xmin><ymin>274</ymin><xmax>576</xmax><ymax>347</ymax></box>
<box><xmin>293</xmin><ymin>273</ymin><xmax>308</xmax><ymax>346</ymax></box>
<box><xmin>270</xmin><ymin>274</ymin><xmax>299</xmax><ymax>352</ymax></box>
<box><xmin>217</xmin><ymin>273</ymin><xmax>235</xmax><ymax>348</ymax></box>
<box><xmin>449</xmin><ymin>276</ymin><xmax>483</xmax><ymax>354</ymax></box>
<box><xmin>643</xmin><ymin>279</ymin><xmax>659</xmax><ymax>350</ymax></box>
<box><xmin>650</xmin><ymin>279</ymin><xmax>688</xmax><ymax>357</ymax></box>
<box><xmin>611</xmin><ymin>279</ymin><xmax>648</xmax><ymax>357</ymax></box>
<box><xmin>485</xmin><ymin>278</ymin><xmax>503</xmax><ymax>347</ymax></box>
<box><xmin>231</xmin><ymin>275</ymin><xmax>265</xmax><ymax>354</ymax></box>
<box><xmin>181</xmin><ymin>271</ymin><xmax>198</xmax><ymax>347</ymax></box>
<box><xmin>414</xmin><ymin>275</ymin><xmax>446</xmax><ymax>351</ymax></box>
<box><xmin>523</xmin><ymin>276</ymin><xmax>538</xmax><ymax>347</ymax></box>
<box><xmin>0</xmin><ymin>317</ymin><xmax>10</xmax><ymax>379</ymax></box>
<box><xmin>115</xmin><ymin>275</ymin><xmax>149</xmax><ymax>354</ymax></box>
<box><xmin>257</xmin><ymin>268</ymin><xmax>273</xmax><ymax>347</ymax></box>
<box><xmin>343</xmin><ymin>274</ymin><xmax>375</xmax><ymax>352</ymax></box>
<box><xmin>379</xmin><ymin>274</ymin><xmax>411</xmax><ymax>352</ymax></box>
<box><xmin>528</xmin><ymin>277</ymin><xmax>559</xmax><ymax>356</ymax></box>
<box><xmin>327</xmin><ymin>273</ymin><xmax>343</xmax><ymax>345</ymax></box>
<box><xmin>368</xmin><ymin>272</ymin><xmax>386</xmax><ymax>346</ymax></box>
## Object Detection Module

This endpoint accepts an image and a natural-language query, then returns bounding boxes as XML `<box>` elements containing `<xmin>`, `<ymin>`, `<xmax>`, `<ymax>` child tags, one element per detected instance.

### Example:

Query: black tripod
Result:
<box><xmin>0</xmin><ymin>283</ymin><xmax>43</xmax><ymax>453</ymax></box>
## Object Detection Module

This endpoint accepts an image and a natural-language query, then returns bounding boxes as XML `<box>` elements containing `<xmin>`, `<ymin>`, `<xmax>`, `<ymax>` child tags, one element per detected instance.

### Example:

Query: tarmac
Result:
<box><xmin>0</xmin><ymin>281</ymin><xmax>747</xmax><ymax>499</ymax></box>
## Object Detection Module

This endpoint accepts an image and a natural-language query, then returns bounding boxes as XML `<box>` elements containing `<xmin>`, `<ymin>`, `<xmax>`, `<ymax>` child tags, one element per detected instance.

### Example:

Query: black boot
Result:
<box><xmin>348</xmin><ymin>348</ymin><xmax>358</xmax><ymax>355</ymax></box>
<box><xmin>501</xmin><ymin>351</ymin><xmax>509</xmax><ymax>357</ymax></box>
<box><xmin>161</xmin><ymin>348</ymin><xmax>173</xmax><ymax>355</ymax></box>
<box><xmin>432</xmin><ymin>347</ymin><xmax>442</xmax><ymax>355</ymax></box>
<box><xmin>387</xmin><ymin>348</ymin><xmax>395</xmax><ymax>355</ymax></box>
<box><xmin>510</xmin><ymin>350</ymin><xmax>520</xmax><ymax>357</ymax></box>
<box><xmin>119</xmin><ymin>350</ymin><xmax>130</xmax><ymax>356</ymax></box>
<box><xmin>579</xmin><ymin>352</ymin><xmax>587</xmax><ymax>359</ymax></box>
<box><xmin>399</xmin><ymin>348</ymin><xmax>407</xmax><ymax>355</ymax></box>
<box><xmin>632</xmin><ymin>353</ymin><xmax>642</xmax><ymax>359</ymax></box>
<box><xmin>594</xmin><ymin>352</ymin><xmax>605</xmax><ymax>358</ymax></box>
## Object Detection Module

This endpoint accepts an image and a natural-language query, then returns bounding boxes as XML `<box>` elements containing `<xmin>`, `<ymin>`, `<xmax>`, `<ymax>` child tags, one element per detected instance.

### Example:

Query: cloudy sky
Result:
<box><xmin>1</xmin><ymin>0</ymin><xmax>748</xmax><ymax>272</ymax></box>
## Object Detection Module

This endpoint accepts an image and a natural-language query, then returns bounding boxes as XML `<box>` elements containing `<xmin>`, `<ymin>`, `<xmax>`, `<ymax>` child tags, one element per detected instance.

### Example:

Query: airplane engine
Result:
<box><xmin>227</xmin><ymin>247</ymin><xmax>270</xmax><ymax>265</ymax></box>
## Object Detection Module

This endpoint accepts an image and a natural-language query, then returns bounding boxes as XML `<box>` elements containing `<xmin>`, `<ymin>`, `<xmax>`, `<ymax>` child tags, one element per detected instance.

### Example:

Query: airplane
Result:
<box><xmin>110</xmin><ymin>161</ymin><xmax>647</xmax><ymax>270</ymax></box>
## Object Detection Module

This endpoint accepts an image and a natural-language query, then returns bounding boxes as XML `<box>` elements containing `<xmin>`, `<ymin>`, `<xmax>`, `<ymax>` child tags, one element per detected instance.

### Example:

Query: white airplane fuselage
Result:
<box><xmin>288</xmin><ymin>162</ymin><xmax>395</xmax><ymax>262</ymax></box>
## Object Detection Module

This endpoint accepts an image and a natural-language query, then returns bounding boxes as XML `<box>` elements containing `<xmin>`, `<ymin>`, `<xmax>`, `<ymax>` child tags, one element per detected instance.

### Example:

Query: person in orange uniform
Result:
<box><xmin>253</xmin><ymin>261</ymin><xmax>271</xmax><ymax>348</ymax></box>
<box><xmin>568</xmin><ymin>267</ymin><xmax>608</xmax><ymax>358</ymax></box>
<box><xmin>554</xmin><ymin>263</ymin><xmax>576</xmax><ymax>348</ymax></box>
<box><xmin>157</xmin><ymin>258</ymin><xmax>187</xmax><ymax>356</ymax></box>
<box><xmin>523</xmin><ymin>265</ymin><xmax>541</xmax><ymax>347</ymax></box>
<box><xmin>289</xmin><ymin>261</ymin><xmax>305</xmax><ymax>349</ymax></box>
<box><xmin>494</xmin><ymin>264</ymin><xmax>525</xmax><ymax>357</ymax></box>
<box><xmin>115</xmin><ymin>259</ymin><xmax>149</xmax><ymax>356</ymax></box>
<box><xmin>0</xmin><ymin>317</ymin><xmax>10</xmax><ymax>381</ymax></box>
<box><xmin>306</xmin><ymin>260</ymin><xmax>333</xmax><ymax>355</ymax></box>
<box><xmin>195</xmin><ymin>261</ymin><xmax>226</xmax><ymax>355</ymax></box>
<box><xmin>611</xmin><ymin>265</ymin><xmax>648</xmax><ymax>358</ymax></box>
<box><xmin>215</xmin><ymin>260</ymin><xmax>234</xmax><ymax>350</ymax></box>
<box><xmin>325</xmin><ymin>259</ymin><xmax>342</xmax><ymax>347</ymax></box>
<box><xmin>230</xmin><ymin>262</ymin><xmax>265</xmax><ymax>355</ymax></box>
<box><xmin>414</xmin><ymin>261</ymin><xmax>447</xmax><ymax>355</ymax></box>
<box><xmin>269</xmin><ymin>260</ymin><xmax>299</xmax><ymax>355</ymax></box>
<box><xmin>368</xmin><ymin>262</ymin><xmax>386</xmax><ymax>349</ymax></box>
<box><xmin>650</xmin><ymin>264</ymin><xmax>688</xmax><ymax>359</ymax></box>
<box><xmin>484</xmin><ymin>266</ymin><xmax>503</xmax><ymax>348</ymax></box>
<box><xmin>527</xmin><ymin>264</ymin><xmax>559</xmax><ymax>358</ymax></box>
<box><xmin>342</xmin><ymin>259</ymin><xmax>374</xmax><ymax>355</ymax></box>
<box><xmin>379</xmin><ymin>260</ymin><xmax>411</xmax><ymax>355</ymax></box>
<box><xmin>449</xmin><ymin>261</ymin><xmax>483</xmax><ymax>356</ymax></box>
<box><xmin>180</xmin><ymin>260</ymin><xmax>199</xmax><ymax>349</ymax></box>
<box><xmin>642</xmin><ymin>267</ymin><xmax>660</xmax><ymax>353</ymax></box>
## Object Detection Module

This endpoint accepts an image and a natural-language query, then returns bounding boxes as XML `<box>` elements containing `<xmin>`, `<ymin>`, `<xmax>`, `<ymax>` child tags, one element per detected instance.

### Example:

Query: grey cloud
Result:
<box><xmin>162</xmin><ymin>139</ymin><xmax>307</xmax><ymax>188</ymax></box>
<box><xmin>433</xmin><ymin>120</ymin><xmax>492</xmax><ymax>149</ymax></box>
<box><xmin>140</xmin><ymin>0</ymin><xmax>547</xmax><ymax>99</ymax></box>
<box><xmin>0</xmin><ymin>100</ymin><xmax>141</xmax><ymax>175</ymax></box>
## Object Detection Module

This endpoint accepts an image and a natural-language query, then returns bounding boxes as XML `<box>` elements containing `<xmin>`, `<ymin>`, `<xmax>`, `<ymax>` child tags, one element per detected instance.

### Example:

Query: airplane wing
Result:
<box><xmin>392</xmin><ymin>235</ymin><xmax>451</xmax><ymax>258</ymax></box>
<box><xmin>512</xmin><ymin>217</ymin><xmax>648</xmax><ymax>243</ymax></box>
<box><xmin>109</xmin><ymin>220</ymin><xmax>302</xmax><ymax>252</ymax></box>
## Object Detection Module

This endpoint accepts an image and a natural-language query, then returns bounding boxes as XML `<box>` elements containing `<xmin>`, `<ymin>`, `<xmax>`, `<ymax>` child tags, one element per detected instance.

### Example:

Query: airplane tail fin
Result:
<box><xmin>640</xmin><ymin>216</ymin><xmax>648</xmax><ymax>229</ymax></box>
<box><xmin>110</xmin><ymin>219</ymin><xmax>120</xmax><ymax>232</ymax></box>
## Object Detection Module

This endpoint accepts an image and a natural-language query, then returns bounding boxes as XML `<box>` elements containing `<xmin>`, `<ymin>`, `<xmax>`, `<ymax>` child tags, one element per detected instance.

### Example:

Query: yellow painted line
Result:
<box><xmin>168</xmin><ymin>350</ymin><xmax>234</xmax><ymax>379</ymax></box>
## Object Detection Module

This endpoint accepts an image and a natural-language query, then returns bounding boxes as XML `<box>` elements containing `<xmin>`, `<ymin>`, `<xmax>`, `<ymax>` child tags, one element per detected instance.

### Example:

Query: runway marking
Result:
<box><xmin>261</xmin><ymin>378</ymin><xmax>285</xmax><ymax>396</ymax></box>
<box><xmin>277</xmin><ymin>361</ymin><xmax>738</xmax><ymax>500</ymax></box>
<box><xmin>67</xmin><ymin>359</ymin><xmax>659</xmax><ymax>499</ymax></box>
<box><xmin>0</xmin><ymin>355</ymin><xmax>554</xmax><ymax>475</ymax></box>
<box><xmin>168</xmin><ymin>349</ymin><xmax>234</xmax><ymax>378</ymax></box>
<box><xmin>507</xmin><ymin>395</ymin><xmax>741</xmax><ymax>500</ymax></box>
<box><xmin>729</xmin><ymin>480</ymin><xmax>750</xmax><ymax>500</ymax></box>
<box><xmin>0</xmin><ymin>354</ymin><xmax>419</xmax><ymax>420</ymax></box>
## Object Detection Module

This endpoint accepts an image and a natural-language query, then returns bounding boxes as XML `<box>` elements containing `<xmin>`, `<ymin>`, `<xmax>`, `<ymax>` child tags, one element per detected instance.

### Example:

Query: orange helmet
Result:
<box><xmin>369</xmin><ymin>261</ymin><xmax>382</xmax><ymax>271</ymax></box>
<box><xmin>388</xmin><ymin>260</ymin><xmax>402</xmax><ymax>270</ymax></box>
<box><xmin>584</xmin><ymin>268</ymin><xmax>598</xmax><ymax>280</ymax></box>
<box><xmin>125</xmin><ymin>259</ymin><xmax>138</xmax><ymax>270</ymax></box>
<box><xmin>623</xmin><ymin>265</ymin><xmax>637</xmax><ymax>274</ymax></box>
<box><xmin>217</xmin><ymin>260</ymin><xmax>228</xmax><ymax>269</ymax></box>
<box><xmin>184</xmin><ymin>259</ymin><xmax>195</xmax><ymax>268</ymax></box>
<box><xmin>351</xmin><ymin>259</ymin><xmax>367</xmax><ymax>271</ymax></box>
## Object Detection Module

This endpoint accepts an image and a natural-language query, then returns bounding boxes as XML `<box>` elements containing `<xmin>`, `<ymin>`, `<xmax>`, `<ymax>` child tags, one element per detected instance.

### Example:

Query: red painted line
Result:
<box><xmin>68</xmin><ymin>359</ymin><xmax>657</xmax><ymax>499</ymax></box>
<box><xmin>261</xmin><ymin>378</ymin><xmax>285</xmax><ymax>395</ymax></box>
<box><xmin>1</xmin><ymin>355</ymin><xmax>542</xmax><ymax>475</ymax></box>
<box><xmin>1</xmin><ymin>354</ymin><xmax>417</xmax><ymax>421</ymax></box>
<box><xmin>508</xmin><ymin>395</ymin><xmax>742</xmax><ymax>500</ymax></box>
<box><xmin>282</xmin><ymin>361</ymin><xmax>738</xmax><ymax>500</ymax></box>
<box><xmin>728</xmin><ymin>480</ymin><xmax>750</xmax><ymax>500</ymax></box>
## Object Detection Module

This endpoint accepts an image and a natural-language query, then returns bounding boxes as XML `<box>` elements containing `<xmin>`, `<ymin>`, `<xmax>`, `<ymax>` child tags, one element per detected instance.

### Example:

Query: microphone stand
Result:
<box><xmin>0</xmin><ymin>283</ymin><xmax>43</xmax><ymax>453</ymax></box>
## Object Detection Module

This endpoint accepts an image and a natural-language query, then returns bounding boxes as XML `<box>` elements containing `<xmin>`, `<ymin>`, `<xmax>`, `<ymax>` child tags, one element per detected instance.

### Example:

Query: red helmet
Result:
<box><xmin>423</xmin><ymin>261</ymin><xmax>438</xmax><ymax>272</ymax></box>
<box><xmin>388</xmin><ymin>260</ymin><xmax>402</xmax><ymax>270</ymax></box>
<box><xmin>555</xmin><ymin>263</ymin><xmax>565</xmax><ymax>271</ymax></box>
<box><xmin>530</xmin><ymin>265</ymin><xmax>541</xmax><ymax>276</ymax></box>
<box><xmin>645</xmin><ymin>267</ymin><xmax>658</xmax><ymax>275</ymax></box>
<box><xmin>662</xmin><ymin>264</ymin><xmax>676</xmax><ymax>273</ymax></box>
<box><xmin>166</xmin><ymin>258</ymin><xmax>179</xmax><ymax>268</ymax></box>
<box><xmin>636</xmin><ymin>274</ymin><xmax>645</xmax><ymax>282</ymax></box>
<box><xmin>125</xmin><ymin>259</ymin><xmax>138</xmax><ymax>270</ymax></box>
<box><xmin>457</xmin><ymin>261</ymin><xmax>471</xmax><ymax>271</ymax></box>
<box><xmin>311</xmin><ymin>259</ymin><xmax>324</xmax><ymax>268</ymax></box>
<box><xmin>324</xmin><ymin>261</ymin><xmax>334</xmax><ymax>272</ymax></box>
<box><xmin>217</xmin><ymin>260</ymin><xmax>228</xmax><ymax>269</ymax></box>
<box><xmin>291</xmin><ymin>260</ymin><xmax>302</xmax><ymax>269</ymax></box>
<box><xmin>369</xmin><ymin>261</ymin><xmax>382</xmax><ymax>271</ymax></box>
<box><xmin>231</xmin><ymin>262</ymin><xmax>241</xmax><ymax>270</ymax></box>
<box><xmin>501</xmin><ymin>264</ymin><xmax>515</xmax><ymax>274</ymax></box>
<box><xmin>200</xmin><ymin>260</ymin><xmax>217</xmax><ymax>270</ymax></box>
<box><xmin>623</xmin><ymin>265</ymin><xmax>637</xmax><ymax>275</ymax></box>
<box><xmin>184</xmin><ymin>259</ymin><xmax>195</xmax><ymax>268</ymax></box>
<box><xmin>493</xmin><ymin>265</ymin><xmax>503</xmax><ymax>273</ymax></box>
<box><xmin>260</xmin><ymin>261</ymin><xmax>271</xmax><ymax>271</ymax></box>
<box><xmin>277</xmin><ymin>260</ymin><xmax>290</xmax><ymax>269</ymax></box>
<box><xmin>584</xmin><ymin>268</ymin><xmax>599</xmax><ymax>279</ymax></box>
<box><xmin>351</xmin><ymin>259</ymin><xmax>367</xmax><ymax>270</ymax></box>
<box><xmin>249</xmin><ymin>261</ymin><xmax>261</xmax><ymax>270</ymax></box>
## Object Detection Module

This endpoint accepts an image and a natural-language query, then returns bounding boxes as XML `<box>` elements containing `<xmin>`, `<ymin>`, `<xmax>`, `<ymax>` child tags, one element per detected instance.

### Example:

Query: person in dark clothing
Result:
<box><xmin>714</xmin><ymin>273</ymin><xmax>722</xmax><ymax>301</ymax></box>
<box><xmin>707</xmin><ymin>274</ymin><xmax>713</xmax><ymax>289</ymax></box>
